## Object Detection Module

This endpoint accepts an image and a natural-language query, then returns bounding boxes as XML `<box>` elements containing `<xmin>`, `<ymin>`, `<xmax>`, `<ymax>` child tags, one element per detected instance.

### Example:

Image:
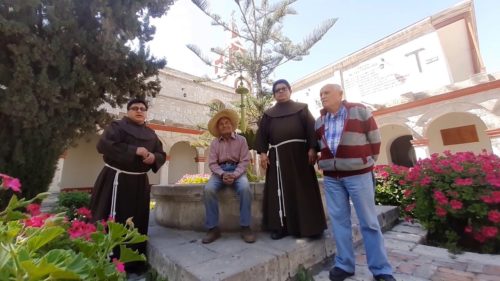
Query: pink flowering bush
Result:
<box><xmin>373</xmin><ymin>164</ymin><xmax>409</xmax><ymax>207</ymax></box>
<box><xmin>0</xmin><ymin>173</ymin><xmax>147</xmax><ymax>280</ymax></box>
<box><xmin>401</xmin><ymin>151</ymin><xmax>500</xmax><ymax>254</ymax></box>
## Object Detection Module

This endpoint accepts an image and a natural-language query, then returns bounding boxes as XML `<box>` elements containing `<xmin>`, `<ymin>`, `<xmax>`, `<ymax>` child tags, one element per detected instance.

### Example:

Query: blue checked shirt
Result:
<box><xmin>325</xmin><ymin>104</ymin><xmax>347</xmax><ymax>156</ymax></box>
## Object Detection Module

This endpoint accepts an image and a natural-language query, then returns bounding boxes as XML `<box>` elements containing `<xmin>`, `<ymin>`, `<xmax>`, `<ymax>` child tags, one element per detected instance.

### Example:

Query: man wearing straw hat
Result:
<box><xmin>202</xmin><ymin>108</ymin><xmax>256</xmax><ymax>244</ymax></box>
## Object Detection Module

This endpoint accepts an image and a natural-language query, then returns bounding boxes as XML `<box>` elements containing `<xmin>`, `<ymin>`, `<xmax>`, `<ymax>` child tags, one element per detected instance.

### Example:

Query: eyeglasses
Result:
<box><xmin>274</xmin><ymin>87</ymin><xmax>289</xmax><ymax>93</ymax></box>
<box><xmin>129</xmin><ymin>106</ymin><xmax>148</xmax><ymax>112</ymax></box>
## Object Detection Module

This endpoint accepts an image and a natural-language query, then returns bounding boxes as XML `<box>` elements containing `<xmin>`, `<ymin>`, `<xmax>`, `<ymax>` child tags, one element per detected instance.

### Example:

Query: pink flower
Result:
<box><xmin>492</xmin><ymin>191</ymin><xmax>500</xmax><ymax>203</ymax></box>
<box><xmin>403</xmin><ymin>189</ymin><xmax>413</xmax><ymax>198</ymax></box>
<box><xmin>404</xmin><ymin>216</ymin><xmax>413</xmax><ymax>223</ymax></box>
<box><xmin>68</xmin><ymin>220</ymin><xmax>97</xmax><ymax>240</ymax></box>
<box><xmin>0</xmin><ymin>173</ymin><xmax>22</xmax><ymax>192</ymax></box>
<box><xmin>473</xmin><ymin>232</ymin><xmax>486</xmax><ymax>243</ymax></box>
<box><xmin>435</xmin><ymin>206</ymin><xmax>447</xmax><ymax>217</ymax></box>
<box><xmin>24</xmin><ymin>214</ymin><xmax>51</xmax><ymax>228</ymax></box>
<box><xmin>405</xmin><ymin>203</ymin><xmax>416</xmax><ymax>212</ymax></box>
<box><xmin>26</xmin><ymin>203</ymin><xmax>41</xmax><ymax>216</ymax></box>
<box><xmin>450</xmin><ymin>163</ymin><xmax>463</xmax><ymax>172</ymax></box>
<box><xmin>481</xmin><ymin>226</ymin><xmax>498</xmax><ymax>238</ymax></box>
<box><xmin>433</xmin><ymin>190</ymin><xmax>448</xmax><ymax>205</ymax></box>
<box><xmin>398</xmin><ymin>180</ymin><xmax>406</xmax><ymax>185</ymax></box>
<box><xmin>481</xmin><ymin>195</ymin><xmax>493</xmax><ymax>204</ymax></box>
<box><xmin>76</xmin><ymin>207</ymin><xmax>92</xmax><ymax>219</ymax></box>
<box><xmin>420</xmin><ymin>176</ymin><xmax>432</xmax><ymax>186</ymax></box>
<box><xmin>486</xmin><ymin>175</ymin><xmax>500</xmax><ymax>188</ymax></box>
<box><xmin>464</xmin><ymin>225</ymin><xmax>473</xmax><ymax>233</ymax></box>
<box><xmin>379</xmin><ymin>171</ymin><xmax>389</xmax><ymax>180</ymax></box>
<box><xmin>113</xmin><ymin>258</ymin><xmax>125</xmax><ymax>273</ymax></box>
<box><xmin>449</xmin><ymin>200</ymin><xmax>463</xmax><ymax>210</ymax></box>
<box><xmin>454</xmin><ymin>178</ymin><xmax>473</xmax><ymax>186</ymax></box>
<box><xmin>488</xmin><ymin>210</ymin><xmax>500</xmax><ymax>223</ymax></box>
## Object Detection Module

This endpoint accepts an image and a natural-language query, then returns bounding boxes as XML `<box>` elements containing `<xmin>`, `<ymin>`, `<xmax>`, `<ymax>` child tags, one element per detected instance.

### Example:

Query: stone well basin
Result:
<box><xmin>151</xmin><ymin>182</ymin><xmax>266</xmax><ymax>232</ymax></box>
<box><xmin>151</xmin><ymin>180</ymin><xmax>330</xmax><ymax>232</ymax></box>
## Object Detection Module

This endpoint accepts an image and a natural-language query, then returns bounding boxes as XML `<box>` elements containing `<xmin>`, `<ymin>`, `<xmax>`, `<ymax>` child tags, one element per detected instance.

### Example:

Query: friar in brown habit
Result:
<box><xmin>90</xmin><ymin>98</ymin><xmax>166</xmax><ymax>274</ymax></box>
<box><xmin>256</xmin><ymin>79</ymin><xmax>326</xmax><ymax>240</ymax></box>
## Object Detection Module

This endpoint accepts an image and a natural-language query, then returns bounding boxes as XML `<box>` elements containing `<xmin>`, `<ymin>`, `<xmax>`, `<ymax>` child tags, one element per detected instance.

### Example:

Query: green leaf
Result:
<box><xmin>21</xmin><ymin>249</ymin><xmax>92</xmax><ymax>280</ymax></box>
<box><xmin>118</xmin><ymin>245</ymin><xmax>146</xmax><ymax>263</ymax></box>
<box><xmin>26</xmin><ymin>226</ymin><xmax>65</xmax><ymax>252</ymax></box>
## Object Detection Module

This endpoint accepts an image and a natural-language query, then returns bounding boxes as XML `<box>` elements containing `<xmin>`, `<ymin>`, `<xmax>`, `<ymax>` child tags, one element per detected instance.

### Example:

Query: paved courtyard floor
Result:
<box><xmin>313</xmin><ymin>221</ymin><xmax>500</xmax><ymax>281</ymax></box>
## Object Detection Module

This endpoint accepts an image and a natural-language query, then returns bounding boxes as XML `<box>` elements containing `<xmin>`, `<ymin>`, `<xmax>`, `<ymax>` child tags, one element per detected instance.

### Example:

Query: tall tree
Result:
<box><xmin>0</xmin><ymin>0</ymin><xmax>174</xmax><ymax>200</ymax></box>
<box><xmin>187</xmin><ymin>0</ymin><xmax>337</xmax><ymax>96</ymax></box>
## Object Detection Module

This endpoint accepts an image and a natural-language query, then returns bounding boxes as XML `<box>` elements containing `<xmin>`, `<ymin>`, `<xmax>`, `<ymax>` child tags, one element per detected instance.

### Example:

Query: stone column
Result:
<box><xmin>486</xmin><ymin>129</ymin><xmax>500</xmax><ymax>156</ymax></box>
<box><xmin>48</xmin><ymin>156</ymin><xmax>65</xmax><ymax>192</ymax></box>
<box><xmin>159</xmin><ymin>156</ymin><xmax>170</xmax><ymax>184</ymax></box>
<box><xmin>195</xmin><ymin>156</ymin><xmax>206</xmax><ymax>175</ymax></box>
<box><xmin>410</xmin><ymin>138</ymin><xmax>430</xmax><ymax>161</ymax></box>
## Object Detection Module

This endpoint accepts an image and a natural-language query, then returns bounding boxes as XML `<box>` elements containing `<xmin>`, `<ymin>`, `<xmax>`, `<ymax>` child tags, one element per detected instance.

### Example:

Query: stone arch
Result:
<box><xmin>417</xmin><ymin>101</ymin><xmax>497</xmax><ymax>135</ymax></box>
<box><xmin>425</xmin><ymin>111</ymin><xmax>492</xmax><ymax>154</ymax></box>
<box><xmin>60</xmin><ymin>133</ymin><xmax>103</xmax><ymax>189</ymax></box>
<box><xmin>390</xmin><ymin>135</ymin><xmax>416</xmax><ymax>167</ymax></box>
<box><xmin>168</xmin><ymin>141</ymin><xmax>198</xmax><ymax>184</ymax></box>
<box><xmin>378</xmin><ymin>123</ymin><xmax>414</xmax><ymax>165</ymax></box>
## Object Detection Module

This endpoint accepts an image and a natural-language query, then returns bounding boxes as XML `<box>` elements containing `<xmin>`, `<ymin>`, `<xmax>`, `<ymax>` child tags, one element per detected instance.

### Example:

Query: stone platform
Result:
<box><xmin>147</xmin><ymin>205</ymin><xmax>399</xmax><ymax>281</ymax></box>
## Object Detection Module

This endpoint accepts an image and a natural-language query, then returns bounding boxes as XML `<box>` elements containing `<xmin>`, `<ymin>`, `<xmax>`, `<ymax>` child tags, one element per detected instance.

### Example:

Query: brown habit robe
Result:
<box><xmin>90</xmin><ymin>117</ymin><xmax>166</xmax><ymax>260</ymax></box>
<box><xmin>256</xmin><ymin>100</ymin><xmax>326</xmax><ymax>237</ymax></box>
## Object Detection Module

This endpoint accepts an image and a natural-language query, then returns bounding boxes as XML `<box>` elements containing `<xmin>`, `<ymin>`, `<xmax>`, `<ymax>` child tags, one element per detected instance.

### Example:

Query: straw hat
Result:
<box><xmin>208</xmin><ymin>109</ymin><xmax>239</xmax><ymax>137</ymax></box>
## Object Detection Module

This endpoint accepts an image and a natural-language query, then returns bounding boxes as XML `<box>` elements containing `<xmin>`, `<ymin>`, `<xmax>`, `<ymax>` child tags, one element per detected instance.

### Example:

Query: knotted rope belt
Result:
<box><xmin>268</xmin><ymin>139</ymin><xmax>307</xmax><ymax>227</ymax></box>
<box><xmin>105</xmin><ymin>163</ymin><xmax>147</xmax><ymax>219</ymax></box>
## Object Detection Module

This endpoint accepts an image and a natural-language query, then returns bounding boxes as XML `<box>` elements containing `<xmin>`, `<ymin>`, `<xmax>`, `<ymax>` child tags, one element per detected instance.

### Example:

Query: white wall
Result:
<box><xmin>426</xmin><ymin>112</ymin><xmax>491</xmax><ymax>154</ymax></box>
<box><xmin>378</xmin><ymin>124</ymin><xmax>413</xmax><ymax>165</ymax></box>
<box><xmin>168</xmin><ymin>141</ymin><xmax>198</xmax><ymax>183</ymax></box>
<box><xmin>437</xmin><ymin>19</ymin><xmax>475</xmax><ymax>82</ymax></box>
<box><xmin>60</xmin><ymin>135</ymin><xmax>103</xmax><ymax>188</ymax></box>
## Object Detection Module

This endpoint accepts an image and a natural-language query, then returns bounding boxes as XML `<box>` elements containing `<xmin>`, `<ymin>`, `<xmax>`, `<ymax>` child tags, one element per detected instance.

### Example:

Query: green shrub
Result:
<box><xmin>55</xmin><ymin>192</ymin><xmax>91</xmax><ymax>219</ymax></box>
<box><xmin>1</xmin><ymin>173</ymin><xmax>147</xmax><ymax>281</ymax></box>
<box><xmin>246</xmin><ymin>166</ymin><xmax>264</xmax><ymax>182</ymax></box>
<box><xmin>373</xmin><ymin>164</ymin><xmax>409</xmax><ymax>207</ymax></box>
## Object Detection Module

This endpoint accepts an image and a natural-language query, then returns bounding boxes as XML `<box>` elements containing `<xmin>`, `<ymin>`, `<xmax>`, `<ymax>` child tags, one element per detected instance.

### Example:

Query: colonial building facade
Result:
<box><xmin>51</xmin><ymin>0</ymin><xmax>499</xmax><ymax>191</ymax></box>
<box><xmin>51</xmin><ymin>68</ymin><xmax>240</xmax><ymax>191</ymax></box>
<box><xmin>290</xmin><ymin>0</ymin><xmax>499</xmax><ymax>167</ymax></box>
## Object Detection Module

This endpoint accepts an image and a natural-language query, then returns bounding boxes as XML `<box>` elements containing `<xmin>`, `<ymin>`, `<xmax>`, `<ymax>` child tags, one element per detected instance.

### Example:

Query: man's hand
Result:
<box><xmin>308</xmin><ymin>148</ymin><xmax>318</xmax><ymax>165</ymax></box>
<box><xmin>143</xmin><ymin>152</ymin><xmax>155</xmax><ymax>165</ymax></box>
<box><xmin>136</xmin><ymin>147</ymin><xmax>149</xmax><ymax>158</ymax></box>
<box><xmin>222</xmin><ymin>173</ymin><xmax>235</xmax><ymax>185</ymax></box>
<box><xmin>260</xmin><ymin>153</ymin><xmax>269</xmax><ymax>170</ymax></box>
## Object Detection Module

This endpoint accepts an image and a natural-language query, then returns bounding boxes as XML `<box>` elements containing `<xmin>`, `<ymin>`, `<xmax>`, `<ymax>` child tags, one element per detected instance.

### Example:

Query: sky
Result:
<box><xmin>147</xmin><ymin>0</ymin><xmax>500</xmax><ymax>84</ymax></box>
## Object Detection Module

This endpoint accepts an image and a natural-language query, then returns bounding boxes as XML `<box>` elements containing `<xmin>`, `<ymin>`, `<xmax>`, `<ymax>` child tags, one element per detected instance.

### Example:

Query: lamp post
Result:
<box><xmin>235</xmin><ymin>76</ymin><xmax>250</xmax><ymax>132</ymax></box>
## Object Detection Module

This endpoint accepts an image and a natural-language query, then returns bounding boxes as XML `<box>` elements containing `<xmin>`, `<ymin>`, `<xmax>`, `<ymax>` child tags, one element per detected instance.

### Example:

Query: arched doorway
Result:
<box><xmin>168</xmin><ymin>141</ymin><xmax>198</xmax><ymax>184</ymax></box>
<box><xmin>390</xmin><ymin>135</ymin><xmax>416</xmax><ymax>167</ymax></box>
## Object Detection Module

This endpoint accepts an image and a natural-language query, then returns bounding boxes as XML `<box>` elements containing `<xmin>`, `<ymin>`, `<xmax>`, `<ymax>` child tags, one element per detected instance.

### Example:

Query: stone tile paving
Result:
<box><xmin>314</xmin><ymin>221</ymin><xmax>500</xmax><ymax>281</ymax></box>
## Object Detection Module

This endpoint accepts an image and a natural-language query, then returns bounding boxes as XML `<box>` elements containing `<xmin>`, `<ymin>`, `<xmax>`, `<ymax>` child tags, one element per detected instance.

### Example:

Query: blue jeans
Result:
<box><xmin>324</xmin><ymin>172</ymin><xmax>393</xmax><ymax>276</ymax></box>
<box><xmin>203</xmin><ymin>173</ymin><xmax>252</xmax><ymax>229</ymax></box>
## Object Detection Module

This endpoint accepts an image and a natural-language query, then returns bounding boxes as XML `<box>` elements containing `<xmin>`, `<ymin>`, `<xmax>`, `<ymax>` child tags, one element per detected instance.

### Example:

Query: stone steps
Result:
<box><xmin>147</xmin><ymin>205</ymin><xmax>399</xmax><ymax>281</ymax></box>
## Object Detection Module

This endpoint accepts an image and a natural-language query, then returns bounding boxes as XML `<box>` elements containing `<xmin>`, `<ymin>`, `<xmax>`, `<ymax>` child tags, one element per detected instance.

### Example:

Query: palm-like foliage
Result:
<box><xmin>187</xmin><ymin>0</ymin><xmax>337</xmax><ymax>97</ymax></box>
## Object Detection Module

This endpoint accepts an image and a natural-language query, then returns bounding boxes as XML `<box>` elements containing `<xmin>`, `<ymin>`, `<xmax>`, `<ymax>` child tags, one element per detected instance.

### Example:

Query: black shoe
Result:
<box><xmin>374</xmin><ymin>274</ymin><xmax>396</xmax><ymax>281</ymax></box>
<box><xmin>329</xmin><ymin>267</ymin><xmax>354</xmax><ymax>281</ymax></box>
<box><xmin>270</xmin><ymin>230</ymin><xmax>288</xmax><ymax>240</ymax></box>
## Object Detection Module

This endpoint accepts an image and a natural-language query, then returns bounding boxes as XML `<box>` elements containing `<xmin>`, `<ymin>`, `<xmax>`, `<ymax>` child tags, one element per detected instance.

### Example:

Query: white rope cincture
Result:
<box><xmin>105</xmin><ymin>163</ymin><xmax>147</xmax><ymax>220</ymax></box>
<box><xmin>268</xmin><ymin>139</ymin><xmax>306</xmax><ymax>227</ymax></box>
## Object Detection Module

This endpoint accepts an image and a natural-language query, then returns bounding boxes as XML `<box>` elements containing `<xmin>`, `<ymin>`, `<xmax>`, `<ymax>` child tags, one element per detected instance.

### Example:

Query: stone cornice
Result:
<box><xmin>292</xmin><ymin>1</ymin><xmax>474</xmax><ymax>91</ymax></box>
<box><xmin>159</xmin><ymin>67</ymin><xmax>234</xmax><ymax>93</ymax></box>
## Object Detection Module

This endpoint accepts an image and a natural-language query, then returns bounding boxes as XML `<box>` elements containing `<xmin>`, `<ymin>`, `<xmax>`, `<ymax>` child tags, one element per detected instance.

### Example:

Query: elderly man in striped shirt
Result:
<box><xmin>315</xmin><ymin>84</ymin><xmax>396</xmax><ymax>281</ymax></box>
